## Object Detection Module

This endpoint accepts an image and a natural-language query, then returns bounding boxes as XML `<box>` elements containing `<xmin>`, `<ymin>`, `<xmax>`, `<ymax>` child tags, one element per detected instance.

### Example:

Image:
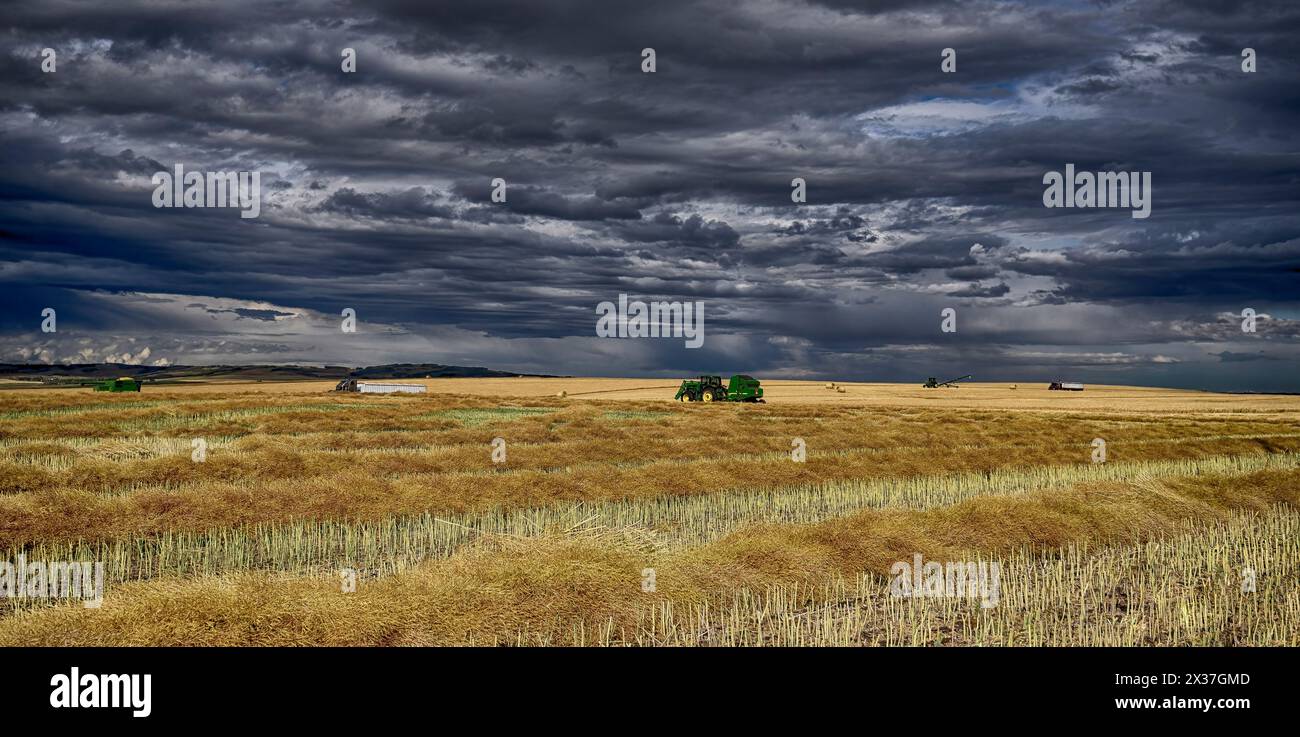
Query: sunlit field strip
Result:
<box><xmin>5</xmin><ymin>428</ymin><xmax>1294</xmax><ymax>504</ymax></box>
<box><xmin>108</xmin><ymin>404</ymin><xmax>396</xmax><ymax>432</ymax></box>
<box><xmin>16</xmin><ymin>422</ymin><xmax>1299</xmax><ymax>456</ymax></box>
<box><xmin>0</xmin><ymin>400</ymin><xmax>170</xmax><ymax>419</ymax></box>
<box><xmin>6</xmin><ymin>431</ymin><xmax>1299</xmax><ymax>470</ymax></box>
<box><xmin>7</xmin><ymin>452</ymin><xmax>1295</xmax><ymax>595</ymax></box>
<box><xmin>583</xmin><ymin>506</ymin><xmax>1300</xmax><ymax>646</ymax></box>
<box><xmin>6</xmin><ymin>407</ymin><xmax>1296</xmax><ymax>470</ymax></box>
<box><xmin>4</xmin><ymin>392</ymin><xmax>1293</xmax><ymax>427</ymax></box>
<box><xmin>0</xmin><ymin>399</ymin><xmax>379</xmax><ymax>421</ymax></box>
<box><xmin>7</xmin><ymin>405</ymin><xmax>1289</xmax><ymax>447</ymax></box>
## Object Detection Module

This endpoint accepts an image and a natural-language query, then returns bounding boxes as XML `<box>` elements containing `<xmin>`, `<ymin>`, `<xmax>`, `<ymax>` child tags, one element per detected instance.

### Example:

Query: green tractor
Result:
<box><xmin>674</xmin><ymin>374</ymin><xmax>764</xmax><ymax>403</ymax></box>
<box><xmin>93</xmin><ymin>377</ymin><xmax>142</xmax><ymax>392</ymax></box>
<box><xmin>922</xmin><ymin>374</ymin><xmax>971</xmax><ymax>389</ymax></box>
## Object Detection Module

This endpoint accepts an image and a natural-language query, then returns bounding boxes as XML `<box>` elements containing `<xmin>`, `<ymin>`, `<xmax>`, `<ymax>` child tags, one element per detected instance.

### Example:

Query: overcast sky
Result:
<box><xmin>2</xmin><ymin>0</ymin><xmax>1297</xmax><ymax>390</ymax></box>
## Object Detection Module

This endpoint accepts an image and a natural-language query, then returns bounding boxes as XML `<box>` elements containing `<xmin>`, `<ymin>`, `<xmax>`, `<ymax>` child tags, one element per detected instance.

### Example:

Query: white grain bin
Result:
<box><xmin>356</xmin><ymin>382</ymin><xmax>426</xmax><ymax>395</ymax></box>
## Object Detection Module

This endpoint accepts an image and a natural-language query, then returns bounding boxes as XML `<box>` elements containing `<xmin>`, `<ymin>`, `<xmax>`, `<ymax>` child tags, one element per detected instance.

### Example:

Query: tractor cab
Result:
<box><xmin>674</xmin><ymin>375</ymin><xmax>723</xmax><ymax>402</ymax></box>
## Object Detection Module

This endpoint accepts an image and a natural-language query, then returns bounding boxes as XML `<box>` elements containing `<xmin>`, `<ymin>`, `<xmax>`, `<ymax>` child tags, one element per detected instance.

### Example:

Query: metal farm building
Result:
<box><xmin>358</xmin><ymin>382</ymin><xmax>425</xmax><ymax>394</ymax></box>
<box><xmin>334</xmin><ymin>379</ymin><xmax>426</xmax><ymax>394</ymax></box>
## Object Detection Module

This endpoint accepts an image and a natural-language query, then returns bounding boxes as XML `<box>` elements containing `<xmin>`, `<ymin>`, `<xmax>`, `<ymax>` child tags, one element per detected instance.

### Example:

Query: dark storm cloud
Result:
<box><xmin>1</xmin><ymin>0</ymin><xmax>1298</xmax><ymax>389</ymax></box>
<box><xmin>946</xmin><ymin>265</ymin><xmax>999</xmax><ymax>281</ymax></box>
<box><xmin>206</xmin><ymin>307</ymin><xmax>297</xmax><ymax>322</ymax></box>
<box><xmin>609</xmin><ymin>213</ymin><xmax>738</xmax><ymax>248</ymax></box>
<box><xmin>948</xmin><ymin>282</ymin><xmax>1010</xmax><ymax>298</ymax></box>
<box><xmin>451</xmin><ymin>183</ymin><xmax>644</xmax><ymax>221</ymax></box>
<box><xmin>316</xmin><ymin>187</ymin><xmax>456</xmax><ymax>220</ymax></box>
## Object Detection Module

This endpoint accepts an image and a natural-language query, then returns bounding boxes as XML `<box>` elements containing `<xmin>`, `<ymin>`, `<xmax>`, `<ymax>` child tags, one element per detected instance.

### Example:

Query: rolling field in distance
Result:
<box><xmin>1</xmin><ymin>378</ymin><xmax>1298</xmax><ymax>645</ymax></box>
<box><xmin>32</xmin><ymin>377</ymin><xmax>1299</xmax><ymax>412</ymax></box>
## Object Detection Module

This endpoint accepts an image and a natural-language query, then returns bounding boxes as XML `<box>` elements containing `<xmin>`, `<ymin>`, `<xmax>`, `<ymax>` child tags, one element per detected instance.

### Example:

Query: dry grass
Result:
<box><xmin>2</xmin><ymin>390</ymin><xmax>1297</xmax><ymax>547</ymax></box>
<box><xmin>1</xmin><ymin>380</ymin><xmax>1297</xmax><ymax>646</ymax></box>
<box><xmin>7</xmin><ymin>451</ymin><xmax>1296</xmax><ymax>590</ymax></box>
<box><xmin>607</xmin><ymin>506</ymin><xmax>1300</xmax><ymax>646</ymax></box>
<box><xmin>2</xmin><ymin>464</ymin><xmax>1295</xmax><ymax>645</ymax></box>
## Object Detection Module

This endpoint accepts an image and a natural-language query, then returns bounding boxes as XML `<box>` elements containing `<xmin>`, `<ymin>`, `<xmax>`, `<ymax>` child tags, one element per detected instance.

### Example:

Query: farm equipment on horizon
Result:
<box><xmin>674</xmin><ymin>375</ymin><xmax>764</xmax><ymax>403</ymax></box>
<box><xmin>923</xmin><ymin>374</ymin><xmax>972</xmax><ymax>388</ymax></box>
<box><xmin>334</xmin><ymin>378</ymin><xmax>426</xmax><ymax>394</ymax></box>
<box><xmin>93</xmin><ymin>377</ymin><xmax>142</xmax><ymax>392</ymax></box>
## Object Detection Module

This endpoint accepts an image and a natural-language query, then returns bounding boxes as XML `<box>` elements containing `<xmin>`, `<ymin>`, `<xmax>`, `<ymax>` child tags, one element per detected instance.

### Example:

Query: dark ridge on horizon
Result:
<box><xmin>0</xmin><ymin>363</ymin><xmax>564</xmax><ymax>384</ymax></box>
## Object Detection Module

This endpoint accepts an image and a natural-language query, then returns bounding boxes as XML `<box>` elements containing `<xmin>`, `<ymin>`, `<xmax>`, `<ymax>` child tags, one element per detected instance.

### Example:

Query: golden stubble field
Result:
<box><xmin>1</xmin><ymin>378</ymin><xmax>1298</xmax><ymax>646</ymax></box>
<box><xmin>70</xmin><ymin>376</ymin><xmax>1300</xmax><ymax>412</ymax></box>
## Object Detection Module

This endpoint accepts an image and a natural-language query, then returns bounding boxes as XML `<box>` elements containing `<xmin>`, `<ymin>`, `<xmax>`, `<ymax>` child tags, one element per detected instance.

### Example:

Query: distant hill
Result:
<box><xmin>0</xmin><ymin>363</ymin><xmax>560</xmax><ymax>385</ymax></box>
<box><xmin>345</xmin><ymin>363</ymin><xmax>558</xmax><ymax>379</ymax></box>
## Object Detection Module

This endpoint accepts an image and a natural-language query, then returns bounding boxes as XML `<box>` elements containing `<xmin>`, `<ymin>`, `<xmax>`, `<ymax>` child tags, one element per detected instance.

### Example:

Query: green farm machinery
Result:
<box><xmin>674</xmin><ymin>374</ymin><xmax>764</xmax><ymax>403</ymax></box>
<box><xmin>93</xmin><ymin>377</ymin><xmax>142</xmax><ymax>392</ymax></box>
<box><xmin>922</xmin><ymin>374</ymin><xmax>971</xmax><ymax>389</ymax></box>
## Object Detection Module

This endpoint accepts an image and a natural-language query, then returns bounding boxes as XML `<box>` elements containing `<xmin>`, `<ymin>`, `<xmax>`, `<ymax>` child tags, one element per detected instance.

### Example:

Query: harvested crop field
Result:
<box><xmin>1</xmin><ymin>379</ymin><xmax>1298</xmax><ymax>646</ymax></box>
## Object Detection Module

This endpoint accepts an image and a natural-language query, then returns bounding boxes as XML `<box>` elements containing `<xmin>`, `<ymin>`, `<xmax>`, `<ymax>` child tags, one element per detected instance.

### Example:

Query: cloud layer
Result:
<box><xmin>2</xmin><ymin>0</ymin><xmax>1298</xmax><ymax>390</ymax></box>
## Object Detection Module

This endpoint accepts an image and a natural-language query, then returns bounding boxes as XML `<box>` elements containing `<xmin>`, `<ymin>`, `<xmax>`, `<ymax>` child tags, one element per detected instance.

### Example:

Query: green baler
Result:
<box><xmin>674</xmin><ymin>374</ymin><xmax>764</xmax><ymax>403</ymax></box>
